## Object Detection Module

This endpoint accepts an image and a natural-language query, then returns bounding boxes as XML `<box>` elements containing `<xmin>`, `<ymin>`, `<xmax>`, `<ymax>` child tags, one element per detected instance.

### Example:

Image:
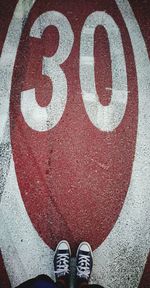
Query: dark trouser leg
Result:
<box><xmin>76</xmin><ymin>281</ymin><xmax>104</xmax><ymax>288</ymax></box>
<box><xmin>15</xmin><ymin>274</ymin><xmax>57</xmax><ymax>288</ymax></box>
<box><xmin>88</xmin><ymin>285</ymin><xmax>104</xmax><ymax>288</ymax></box>
<box><xmin>55</xmin><ymin>276</ymin><xmax>69</xmax><ymax>288</ymax></box>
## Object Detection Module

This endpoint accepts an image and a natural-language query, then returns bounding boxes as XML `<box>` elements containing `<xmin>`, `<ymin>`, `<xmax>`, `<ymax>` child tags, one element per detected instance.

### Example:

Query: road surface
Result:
<box><xmin>0</xmin><ymin>0</ymin><xmax>150</xmax><ymax>287</ymax></box>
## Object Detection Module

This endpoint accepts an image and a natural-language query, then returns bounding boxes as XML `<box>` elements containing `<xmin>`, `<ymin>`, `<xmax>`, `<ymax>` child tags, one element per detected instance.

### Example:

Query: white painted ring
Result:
<box><xmin>0</xmin><ymin>1</ymin><xmax>150</xmax><ymax>287</ymax></box>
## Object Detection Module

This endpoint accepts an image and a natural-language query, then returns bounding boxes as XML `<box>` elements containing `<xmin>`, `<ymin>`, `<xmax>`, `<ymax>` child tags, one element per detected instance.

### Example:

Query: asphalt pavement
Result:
<box><xmin>0</xmin><ymin>1</ymin><xmax>150</xmax><ymax>287</ymax></box>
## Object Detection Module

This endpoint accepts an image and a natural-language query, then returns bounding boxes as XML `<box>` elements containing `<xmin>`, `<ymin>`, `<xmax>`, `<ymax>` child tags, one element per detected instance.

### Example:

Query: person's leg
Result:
<box><xmin>15</xmin><ymin>274</ymin><xmax>57</xmax><ymax>288</ymax></box>
<box><xmin>83</xmin><ymin>285</ymin><xmax>104</xmax><ymax>288</ymax></box>
<box><xmin>76</xmin><ymin>281</ymin><xmax>104</xmax><ymax>288</ymax></box>
<box><xmin>75</xmin><ymin>243</ymin><xmax>105</xmax><ymax>288</ymax></box>
<box><xmin>54</xmin><ymin>241</ymin><xmax>71</xmax><ymax>288</ymax></box>
<box><xmin>16</xmin><ymin>240</ymin><xmax>71</xmax><ymax>288</ymax></box>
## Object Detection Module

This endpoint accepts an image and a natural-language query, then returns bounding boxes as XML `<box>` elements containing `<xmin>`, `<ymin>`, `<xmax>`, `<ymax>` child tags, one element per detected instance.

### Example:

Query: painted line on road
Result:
<box><xmin>0</xmin><ymin>0</ymin><xmax>150</xmax><ymax>287</ymax></box>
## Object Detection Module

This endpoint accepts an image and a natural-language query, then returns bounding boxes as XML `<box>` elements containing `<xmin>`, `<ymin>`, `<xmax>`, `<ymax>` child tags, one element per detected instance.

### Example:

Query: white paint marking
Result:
<box><xmin>80</xmin><ymin>11</ymin><xmax>128</xmax><ymax>132</ymax></box>
<box><xmin>21</xmin><ymin>11</ymin><xmax>74</xmax><ymax>131</ymax></box>
<box><xmin>0</xmin><ymin>158</ymin><xmax>54</xmax><ymax>286</ymax></box>
<box><xmin>0</xmin><ymin>1</ymin><xmax>54</xmax><ymax>287</ymax></box>
<box><xmin>80</xmin><ymin>56</ymin><xmax>94</xmax><ymax>65</ymax></box>
<box><xmin>82</xmin><ymin>92</ymin><xmax>97</xmax><ymax>103</ymax></box>
<box><xmin>92</xmin><ymin>1</ymin><xmax>150</xmax><ymax>287</ymax></box>
<box><xmin>0</xmin><ymin>1</ymin><xmax>150</xmax><ymax>288</ymax></box>
<box><xmin>106</xmin><ymin>87</ymin><xmax>130</xmax><ymax>94</ymax></box>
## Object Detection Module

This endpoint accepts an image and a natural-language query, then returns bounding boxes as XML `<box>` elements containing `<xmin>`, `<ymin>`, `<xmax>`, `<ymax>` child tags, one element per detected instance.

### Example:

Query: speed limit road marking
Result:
<box><xmin>21</xmin><ymin>10</ymin><xmax>128</xmax><ymax>132</ymax></box>
<box><xmin>0</xmin><ymin>0</ymin><xmax>150</xmax><ymax>287</ymax></box>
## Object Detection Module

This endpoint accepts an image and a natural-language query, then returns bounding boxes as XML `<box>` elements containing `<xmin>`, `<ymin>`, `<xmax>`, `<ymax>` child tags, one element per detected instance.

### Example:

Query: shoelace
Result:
<box><xmin>77</xmin><ymin>254</ymin><xmax>91</xmax><ymax>279</ymax></box>
<box><xmin>55</xmin><ymin>253</ymin><xmax>70</xmax><ymax>276</ymax></box>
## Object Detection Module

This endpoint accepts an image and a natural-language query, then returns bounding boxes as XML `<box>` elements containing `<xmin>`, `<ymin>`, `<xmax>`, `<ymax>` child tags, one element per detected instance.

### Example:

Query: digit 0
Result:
<box><xmin>80</xmin><ymin>11</ymin><xmax>128</xmax><ymax>132</ymax></box>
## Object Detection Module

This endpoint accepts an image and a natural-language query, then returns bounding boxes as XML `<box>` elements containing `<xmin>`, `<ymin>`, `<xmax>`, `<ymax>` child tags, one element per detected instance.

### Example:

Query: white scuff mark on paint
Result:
<box><xmin>106</xmin><ymin>87</ymin><xmax>130</xmax><ymax>94</ymax></box>
<box><xmin>90</xmin><ymin>158</ymin><xmax>110</xmax><ymax>171</ymax></box>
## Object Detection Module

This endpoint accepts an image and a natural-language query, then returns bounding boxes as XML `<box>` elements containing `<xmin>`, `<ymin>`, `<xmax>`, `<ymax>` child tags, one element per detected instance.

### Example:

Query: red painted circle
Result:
<box><xmin>10</xmin><ymin>0</ymin><xmax>138</xmax><ymax>252</ymax></box>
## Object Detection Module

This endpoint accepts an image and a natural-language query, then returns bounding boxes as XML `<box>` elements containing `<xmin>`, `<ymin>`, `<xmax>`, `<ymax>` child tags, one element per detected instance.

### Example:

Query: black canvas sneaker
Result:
<box><xmin>75</xmin><ymin>242</ymin><xmax>93</xmax><ymax>287</ymax></box>
<box><xmin>54</xmin><ymin>240</ymin><xmax>71</xmax><ymax>288</ymax></box>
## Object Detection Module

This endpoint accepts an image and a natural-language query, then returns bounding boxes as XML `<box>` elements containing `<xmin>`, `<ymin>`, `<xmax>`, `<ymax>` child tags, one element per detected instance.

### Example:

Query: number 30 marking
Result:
<box><xmin>21</xmin><ymin>11</ymin><xmax>128</xmax><ymax>132</ymax></box>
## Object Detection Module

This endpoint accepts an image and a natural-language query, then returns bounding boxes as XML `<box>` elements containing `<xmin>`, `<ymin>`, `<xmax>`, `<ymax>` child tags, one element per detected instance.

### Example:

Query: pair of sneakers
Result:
<box><xmin>54</xmin><ymin>240</ymin><xmax>93</xmax><ymax>288</ymax></box>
